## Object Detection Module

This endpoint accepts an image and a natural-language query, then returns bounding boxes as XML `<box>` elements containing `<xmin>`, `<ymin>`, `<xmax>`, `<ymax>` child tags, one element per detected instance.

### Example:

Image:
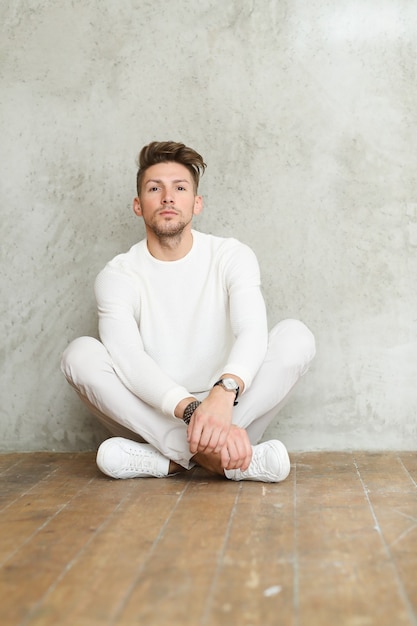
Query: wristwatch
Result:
<box><xmin>213</xmin><ymin>378</ymin><xmax>240</xmax><ymax>405</ymax></box>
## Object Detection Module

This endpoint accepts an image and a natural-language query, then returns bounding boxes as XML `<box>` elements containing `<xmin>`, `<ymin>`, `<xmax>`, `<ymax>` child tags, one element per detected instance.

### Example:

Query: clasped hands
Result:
<box><xmin>186</xmin><ymin>390</ymin><xmax>252</xmax><ymax>471</ymax></box>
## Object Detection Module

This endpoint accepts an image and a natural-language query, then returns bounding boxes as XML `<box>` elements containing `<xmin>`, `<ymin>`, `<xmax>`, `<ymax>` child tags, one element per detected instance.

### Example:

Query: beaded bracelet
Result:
<box><xmin>182</xmin><ymin>400</ymin><xmax>201</xmax><ymax>425</ymax></box>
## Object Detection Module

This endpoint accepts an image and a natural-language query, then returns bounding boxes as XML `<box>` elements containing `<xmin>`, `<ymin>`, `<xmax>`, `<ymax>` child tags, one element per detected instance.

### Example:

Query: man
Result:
<box><xmin>61</xmin><ymin>141</ymin><xmax>315</xmax><ymax>482</ymax></box>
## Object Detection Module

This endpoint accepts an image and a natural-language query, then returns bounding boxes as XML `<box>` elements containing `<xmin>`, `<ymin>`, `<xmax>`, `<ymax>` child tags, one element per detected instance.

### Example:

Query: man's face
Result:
<box><xmin>133</xmin><ymin>162</ymin><xmax>202</xmax><ymax>239</ymax></box>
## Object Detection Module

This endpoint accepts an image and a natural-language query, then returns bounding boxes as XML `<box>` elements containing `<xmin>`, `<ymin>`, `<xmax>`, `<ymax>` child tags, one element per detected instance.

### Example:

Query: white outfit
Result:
<box><xmin>62</xmin><ymin>230</ymin><xmax>315</xmax><ymax>469</ymax></box>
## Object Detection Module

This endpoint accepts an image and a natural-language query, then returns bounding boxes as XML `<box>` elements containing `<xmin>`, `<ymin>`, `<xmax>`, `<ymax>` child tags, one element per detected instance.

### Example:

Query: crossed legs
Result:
<box><xmin>61</xmin><ymin>319</ymin><xmax>315</xmax><ymax>475</ymax></box>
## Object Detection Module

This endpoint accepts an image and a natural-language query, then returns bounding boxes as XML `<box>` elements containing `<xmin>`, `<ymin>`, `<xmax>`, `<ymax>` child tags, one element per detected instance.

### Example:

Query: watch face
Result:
<box><xmin>223</xmin><ymin>378</ymin><xmax>238</xmax><ymax>390</ymax></box>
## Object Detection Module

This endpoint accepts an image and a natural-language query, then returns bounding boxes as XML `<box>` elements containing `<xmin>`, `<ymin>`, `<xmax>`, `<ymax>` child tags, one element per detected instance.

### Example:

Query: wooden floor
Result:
<box><xmin>1</xmin><ymin>451</ymin><xmax>416</xmax><ymax>626</ymax></box>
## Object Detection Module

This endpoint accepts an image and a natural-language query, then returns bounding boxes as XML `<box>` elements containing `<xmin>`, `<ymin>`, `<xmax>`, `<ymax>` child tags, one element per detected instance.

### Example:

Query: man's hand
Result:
<box><xmin>191</xmin><ymin>424</ymin><xmax>252</xmax><ymax>473</ymax></box>
<box><xmin>187</xmin><ymin>386</ymin><xmax>234</xmax><ymax>455</ymax></box>
<box><xmin>219</xmin><ymin>425</ymin><xmax>253</xmax><ymax>471</ymax></box>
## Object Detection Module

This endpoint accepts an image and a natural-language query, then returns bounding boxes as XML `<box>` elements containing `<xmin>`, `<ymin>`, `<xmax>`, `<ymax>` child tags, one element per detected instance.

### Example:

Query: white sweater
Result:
<box><xmin>95</xmin><ymin>230</ymin><xmax>268</xmax><ymax>417</ymax></box>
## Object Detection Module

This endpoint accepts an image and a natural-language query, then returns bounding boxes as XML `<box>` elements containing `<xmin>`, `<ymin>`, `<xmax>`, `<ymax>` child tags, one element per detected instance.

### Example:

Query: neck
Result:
<box><xmin>146</xmin><ymin>229</ymin><xmax>194</xmax><ymax>261</ymax></box>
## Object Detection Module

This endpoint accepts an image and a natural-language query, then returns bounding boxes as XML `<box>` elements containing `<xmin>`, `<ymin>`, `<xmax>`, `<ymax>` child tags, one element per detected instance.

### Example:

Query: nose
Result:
<box><xmin>162</xmin><ymin>189</ymin><xmax>174</xmax><ymax>203</ymax></box>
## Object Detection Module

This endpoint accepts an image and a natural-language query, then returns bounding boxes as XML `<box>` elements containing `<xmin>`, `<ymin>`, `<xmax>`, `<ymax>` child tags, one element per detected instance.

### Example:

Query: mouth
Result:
<box><xmin>158</xmin><ymin>209</ymin><xmax>178</xmax><ymax>217</ymax></box>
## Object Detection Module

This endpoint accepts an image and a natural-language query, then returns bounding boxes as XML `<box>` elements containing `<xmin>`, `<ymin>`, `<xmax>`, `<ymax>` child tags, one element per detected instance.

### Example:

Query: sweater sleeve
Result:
<box><xmin>219</xmin><ymin>241</ymin><xmax>269</xmax><ymax>391</ymax></box>
<box><xmin>94</xmin><ymin>266</ymin><xmax>191</xmax><ymax>417</ymax></box>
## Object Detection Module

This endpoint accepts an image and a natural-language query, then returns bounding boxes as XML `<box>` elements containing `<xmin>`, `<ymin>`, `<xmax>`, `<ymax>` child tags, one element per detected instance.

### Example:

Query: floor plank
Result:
<box><xmin>0</xmin><ymin>454</ymin><xmax>95</xmax><ymax>565</ymax></box>
<box><xmin>354</xmin><ymin>453</ymin><xmax>417</xmax><ymax>623</ymax></box>
<box><xmin>295</xmin><ymin>452</ymin><xmax>415</xmax><ymax>626</ymax></box>
<box><xmin>204</xmin><ymin>476</ymin><xmax>296</xmax><ymax>626</ymax></box>
<box><xmin>113</xmin><ymin>471</ymin><xmax>242</xmax><ymax>626</ymax></box>
<box><xmin>25</xmin><ymin>474</ymin><xmax>195</xmax><ymax>626</ymax></box>
<box><xmin>0</xmin><ymin>451</ymin><xmax>416</xmax><ymax>626</ymax></box>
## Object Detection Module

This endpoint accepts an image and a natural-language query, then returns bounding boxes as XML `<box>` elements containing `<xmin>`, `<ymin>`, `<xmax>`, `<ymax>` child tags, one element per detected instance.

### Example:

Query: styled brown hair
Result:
<box><xmin>136</xmin><ymin>141</ymin><xmax>206</xmax><ymax>196</ymax></box>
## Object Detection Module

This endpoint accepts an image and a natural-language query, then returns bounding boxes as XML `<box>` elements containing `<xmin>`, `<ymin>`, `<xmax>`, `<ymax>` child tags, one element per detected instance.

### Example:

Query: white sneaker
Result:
<box><xmin>225</xmin><ymin>440</ymin><xmax>290</xmax><ymax>483</ymax></box>
<box><xmin>96</xmin><ymin>437</ymin><xmax>170</xmax><ymax>479</ymax></box>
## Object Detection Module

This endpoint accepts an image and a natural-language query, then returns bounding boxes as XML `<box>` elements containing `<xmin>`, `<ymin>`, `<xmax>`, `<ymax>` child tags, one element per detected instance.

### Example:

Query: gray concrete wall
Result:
<box><xmin>1</xmin><ymin>0</ymin><xmax>416</xmax><ymax>452</ymax></box>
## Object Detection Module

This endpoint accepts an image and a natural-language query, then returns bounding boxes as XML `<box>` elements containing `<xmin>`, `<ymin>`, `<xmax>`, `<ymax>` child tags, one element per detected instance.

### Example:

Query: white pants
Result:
<box><xmin>61</xmin><ymin>319</ymin><xmax>315</xmax><ymax>469</ymax></box>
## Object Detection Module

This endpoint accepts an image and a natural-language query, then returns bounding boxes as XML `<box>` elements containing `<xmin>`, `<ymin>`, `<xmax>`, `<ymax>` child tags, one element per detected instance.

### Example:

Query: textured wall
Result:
<box><xmin>1</xmin><ymin>0</ymin><xmax>416</xmax><ymax>451</ymax></box>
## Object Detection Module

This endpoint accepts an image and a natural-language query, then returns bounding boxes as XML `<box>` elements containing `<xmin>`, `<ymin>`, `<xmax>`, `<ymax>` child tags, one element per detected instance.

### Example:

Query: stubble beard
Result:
<box><xmin>147</xmin><ymin>216</ymin><xmax>192</xmax><ymax>247</ymax></box>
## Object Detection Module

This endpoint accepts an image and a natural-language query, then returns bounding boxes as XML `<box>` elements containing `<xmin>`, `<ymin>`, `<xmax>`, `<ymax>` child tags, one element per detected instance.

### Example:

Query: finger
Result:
<box><xmin>213</xmin><ymin>427</ymin><xmax>228</xmax><ymax>454</ymax></box>
<box><xmin>186</xmin><ymin>412</ymin><xmax>197</xmax><ymax>442</ymax></box>
<box><xmin>240</xmin><ymin>447</ymin><xmax>252</xmax><ymax>471</ymax></box>
<box><xmin>220</xmin><ymin>445</ymin><xmax>231</xmax><ymax>470</ymax></box>
<box><xmin>225</xmin><ymin>434</ymin><xmax>252</xmax><ymax>471</ymax></box>
<box><xmin>198</xmin><ymin>424</ymin><xmax>228</xmax><ymax>454</ymax></box>
<box><xmin>224</xmin><ymin>440</ymin><xmax>240</xmax><ymax>470</ymax></box>
<box><xmin>195</xmin><ymin>426</ymin><xmax>217</xmax><ymax>453</ymax></box>
<box><xmin>240</xmin><ymin>440</ymin><xmax>253</xmax><ymax>471</ymax></box>
<box><xmin>188</xmin><ymin>420</ymin><xmax>204</xmax><ymax>454</ymax></box>
<box><xmin>204</xmin><ymin>429</ymin><xmax>225</xmax><ymax>454</ymax></box>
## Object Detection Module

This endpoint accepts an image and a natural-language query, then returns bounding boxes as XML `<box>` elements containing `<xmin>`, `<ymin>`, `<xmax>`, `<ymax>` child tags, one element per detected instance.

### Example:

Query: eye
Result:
<box><xmin>177</xmin><ymin>186</ymin><xmax>187</xmax><ymax>191</ymax></box>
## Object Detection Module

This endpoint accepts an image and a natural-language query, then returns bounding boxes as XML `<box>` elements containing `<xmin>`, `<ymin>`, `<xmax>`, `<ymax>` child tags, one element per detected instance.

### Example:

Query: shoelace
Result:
<box><xmin>125</xmin><ymin>446</ymin><xmax>159</xmax><ymax>474</ymax></box>
<box><xmin>245</xmin><ymin>451</ymin><xmax>265</xmax><ymax>476</ymax></box>
<box><xmin>245</xmin><ymin>444</ymin><xmax>277</xmax><ymax>478</ymax></box>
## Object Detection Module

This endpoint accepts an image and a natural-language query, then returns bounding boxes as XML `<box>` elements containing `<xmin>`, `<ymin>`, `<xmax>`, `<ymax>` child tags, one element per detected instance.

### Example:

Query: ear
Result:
<box><xmin>133</xmin><ymin>197</ymin><xmax>142</xmax><ymax>217</ymax></box>
<box><xmin>193</xmin><ymin>195</ymin><xmax>203</xmax><ymax>216</ymax></box>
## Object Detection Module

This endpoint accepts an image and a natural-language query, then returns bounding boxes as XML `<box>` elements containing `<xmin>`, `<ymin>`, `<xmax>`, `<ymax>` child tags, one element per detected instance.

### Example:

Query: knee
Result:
<box><xmin>285</xmin><ymin>319</ymin><xmax>316</xmax><ymax>359</ymax></box>
<box><xmin>61</xmin><ymin>336</ymin><xmax>104</xmax><ymax>384</ymax></box>
<box><xmin>270</xmin><ymin>319</ymin><xmax>316</xmax><ymax>372</ymax></box>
